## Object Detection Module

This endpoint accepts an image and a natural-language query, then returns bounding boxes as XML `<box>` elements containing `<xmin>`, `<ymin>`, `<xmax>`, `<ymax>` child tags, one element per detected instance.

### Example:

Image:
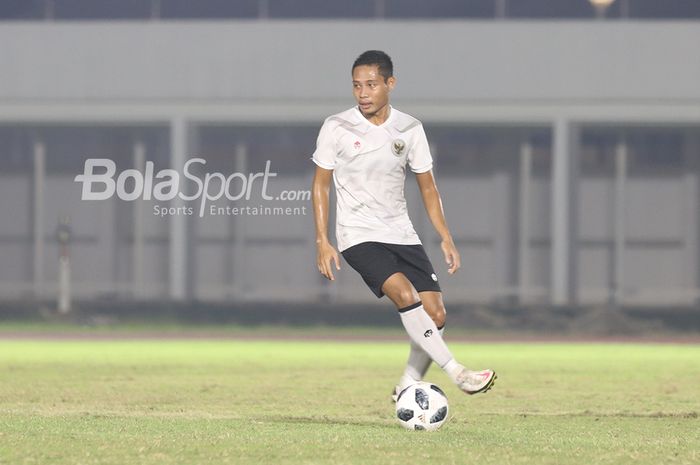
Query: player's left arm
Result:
<box><xmin>415</xmin><ymin>171</ymin><xmax>461</xmax><ymax>275</ymax></box>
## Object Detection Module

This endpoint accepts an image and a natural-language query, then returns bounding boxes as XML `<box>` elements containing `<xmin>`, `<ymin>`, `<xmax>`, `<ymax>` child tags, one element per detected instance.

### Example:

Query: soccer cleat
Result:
<box><xmin>455</xmin><ymin>369</ymin><xmax>497</xmax><ymax>395</ymax></box>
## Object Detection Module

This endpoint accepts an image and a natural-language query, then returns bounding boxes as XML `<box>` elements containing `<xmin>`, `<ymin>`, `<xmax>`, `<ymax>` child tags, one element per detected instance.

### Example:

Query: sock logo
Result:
<box><xmin>423</xmin><ymin>329</ymin><xmax>433</xmax><ymax>338</ymax></box>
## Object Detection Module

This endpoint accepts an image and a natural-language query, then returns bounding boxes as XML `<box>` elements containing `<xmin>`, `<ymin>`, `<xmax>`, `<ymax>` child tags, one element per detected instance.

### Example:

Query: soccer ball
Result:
<box><xmin>395</xmin><ymin>382</ymin><xmax>449</xmax><ymax>431</ymax></box>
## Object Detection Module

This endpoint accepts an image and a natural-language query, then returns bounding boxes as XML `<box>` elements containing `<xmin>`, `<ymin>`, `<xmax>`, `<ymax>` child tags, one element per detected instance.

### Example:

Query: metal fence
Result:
<box><xmin>1</xmin><ymin>123</ymin><xmax>698</xmax><ymax>306</ymax></box>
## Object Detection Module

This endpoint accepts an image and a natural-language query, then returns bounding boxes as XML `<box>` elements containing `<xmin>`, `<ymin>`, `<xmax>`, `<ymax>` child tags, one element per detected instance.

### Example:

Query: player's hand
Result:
<box><xmin>441</xmin><ymin>239</ymin><xmax>461</xmax><ymax>275</ymax></box>
<box><xmin>316</xmin><ymin>240</ymin><xmax>341</xmax><ymax>281</ymax></box>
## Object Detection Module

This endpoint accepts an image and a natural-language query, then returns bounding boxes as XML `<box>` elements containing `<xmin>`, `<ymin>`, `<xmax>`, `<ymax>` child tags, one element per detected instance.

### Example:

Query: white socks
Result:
<box><xmin>401</xmin><ymin>326</ymin><xmax>445</xmax><ymax>383</ymax></box>
<box><xmin>398</xmin><ymin>302</ymin><xmax>460</xmax><ymax>383</ymax></box>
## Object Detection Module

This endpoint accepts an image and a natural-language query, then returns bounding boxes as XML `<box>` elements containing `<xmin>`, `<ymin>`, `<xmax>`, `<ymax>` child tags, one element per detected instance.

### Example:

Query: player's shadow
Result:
<box><xmin>252</xmin><ymin>415</ymin><xmax>396</xmax><ymax>429</ymax></box>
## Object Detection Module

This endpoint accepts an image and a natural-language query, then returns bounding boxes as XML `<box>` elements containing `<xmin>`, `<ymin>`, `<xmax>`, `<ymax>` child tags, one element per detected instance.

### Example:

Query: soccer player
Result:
<box><xmin>311</xmin><ymin>50</ymin><xmax>496</xmax><ymax>400</ymax></box>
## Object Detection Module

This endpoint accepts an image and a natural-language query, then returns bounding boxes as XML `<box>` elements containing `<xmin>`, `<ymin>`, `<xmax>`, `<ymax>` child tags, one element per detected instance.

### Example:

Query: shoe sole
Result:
<box><xmin>465</xmin><ymin>372</ymin><xmax>497</xmax><ymax>395</ymax></box>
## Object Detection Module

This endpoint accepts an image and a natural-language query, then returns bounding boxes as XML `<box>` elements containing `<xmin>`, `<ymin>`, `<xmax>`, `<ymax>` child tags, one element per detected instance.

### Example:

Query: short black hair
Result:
<box><xmin>352</xmin><ymin>50</ymin><xmax>393</xmax><ymax>82</ymax></box>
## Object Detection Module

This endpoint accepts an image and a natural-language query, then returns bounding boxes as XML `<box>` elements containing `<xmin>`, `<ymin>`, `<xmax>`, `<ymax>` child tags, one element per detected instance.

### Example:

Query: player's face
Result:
<box><xmin>352</xmin><ymin>65</ymin><xmax>395</xmax><ymax>117</ymax></box>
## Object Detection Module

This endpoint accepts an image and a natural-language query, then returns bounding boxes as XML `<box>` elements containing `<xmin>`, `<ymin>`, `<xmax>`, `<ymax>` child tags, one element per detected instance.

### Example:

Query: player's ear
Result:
<box><xmin>387</xmin><ymin>76</ymin><xmax>396</xmax><ymax>91</ymax></box>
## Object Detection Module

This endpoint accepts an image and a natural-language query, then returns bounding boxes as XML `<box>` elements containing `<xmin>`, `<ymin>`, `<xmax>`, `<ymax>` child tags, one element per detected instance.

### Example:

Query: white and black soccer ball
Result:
<box><xmin>395</xmin><ymin>382</ymin><xmax>449</xmax><ymax>431</ymax></box>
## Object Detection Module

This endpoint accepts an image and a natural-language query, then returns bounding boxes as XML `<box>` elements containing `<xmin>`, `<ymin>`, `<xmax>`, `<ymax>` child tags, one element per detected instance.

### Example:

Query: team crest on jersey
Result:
<box><xmin>391</xmin><ymin>138</ymin><xmax>406</xmax><ymax>156</ymax></box>
<box><xmin>354</xmin><ymin>140</ymin><xmax>361</xmax><ymax>150</ymax></box>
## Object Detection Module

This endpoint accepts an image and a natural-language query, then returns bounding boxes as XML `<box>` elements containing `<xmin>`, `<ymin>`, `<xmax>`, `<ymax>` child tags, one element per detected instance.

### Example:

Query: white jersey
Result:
<box><xmin>312</xmin><ymin>105</ymin><xmax>433</xmax><ymax>252</ymax></box>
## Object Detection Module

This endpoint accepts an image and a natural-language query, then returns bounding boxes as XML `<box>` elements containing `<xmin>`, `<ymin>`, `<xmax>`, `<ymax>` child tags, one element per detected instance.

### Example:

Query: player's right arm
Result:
<box><xmin>312</xmin><ymin>166</ymin><xmax>341</xmax><ymax>281</ymax></box>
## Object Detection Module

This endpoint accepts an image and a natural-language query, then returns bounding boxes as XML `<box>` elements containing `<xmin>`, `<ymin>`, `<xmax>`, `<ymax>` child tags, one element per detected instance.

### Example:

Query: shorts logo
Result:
<box><xmin>391</xmin><ymin>139</ymin><xmax>406</xmax><ymax>156</ymax></box>
<box><xmin>354</xmin><ymin>140</ymin><xmax>361</xmax><ymax>150</ymax></box>
<box><xmin>431</xmin><ymin>273</ymin><xmax>438</xmax><ymax>282</ymax></box>
<box><xmin>423</xmin><ymin>329</ymin><xmax>433</xmax><ymax>338</ymax></box>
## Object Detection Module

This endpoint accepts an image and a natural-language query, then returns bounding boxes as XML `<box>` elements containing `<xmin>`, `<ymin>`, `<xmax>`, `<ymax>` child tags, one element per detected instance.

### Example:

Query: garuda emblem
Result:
<box><xmin>391</xmin><ymin>139</ymin><xmax>406</xmax><ymax>156</ymax></box>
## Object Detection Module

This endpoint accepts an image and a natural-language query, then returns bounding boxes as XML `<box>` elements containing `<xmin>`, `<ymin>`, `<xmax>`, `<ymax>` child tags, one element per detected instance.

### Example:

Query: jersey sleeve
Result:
<box><xmin>311</xmin><ymin>119</ymin><xmax>337</xmax><ymax>170</ymax></box>
<box><xmin>407</xmin><ymin>124</ymin><xmax>433</xmax><ymax>173</ymax></box>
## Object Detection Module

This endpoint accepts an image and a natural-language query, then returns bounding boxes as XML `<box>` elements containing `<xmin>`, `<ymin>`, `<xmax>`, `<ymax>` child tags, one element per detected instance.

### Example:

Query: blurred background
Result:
<box><xmin>1</xmin><ymin>0</ymin><xmax>699</xmax><ymax>333</ymax></box>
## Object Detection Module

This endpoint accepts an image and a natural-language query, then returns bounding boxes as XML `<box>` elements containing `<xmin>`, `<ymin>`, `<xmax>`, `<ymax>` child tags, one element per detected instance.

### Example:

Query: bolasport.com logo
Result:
<box><xmin>74</xmin><ymin>158</ymin><xmax>309</xmax><ymax>218</ymax></box>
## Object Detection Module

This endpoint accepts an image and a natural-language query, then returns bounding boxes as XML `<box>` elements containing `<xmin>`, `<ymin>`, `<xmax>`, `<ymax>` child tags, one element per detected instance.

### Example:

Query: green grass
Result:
<box><xmin>0</xmin><ymin>337</ymin><xmax>698</xmax><ymax>465</ymax></box>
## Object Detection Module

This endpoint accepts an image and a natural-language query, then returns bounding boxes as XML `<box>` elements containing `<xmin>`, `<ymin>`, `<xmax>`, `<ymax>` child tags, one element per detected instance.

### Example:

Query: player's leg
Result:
<box><xmin>394</xmin><ymin>291</ymin><xmax>445</xmax><ymax>398</ymax></box>
<box><xmin>342</xmin><ymin>242</ymin><xmax>496</xmax><ymax>396</ymax></box>
<box><xmin>382</xmin><ymin>272</ymin><xmax>453</xmax><ymax>374</ymax></box>
<box><xmin>381</xmin><ymin>273</ymin><xmax>450</xmax><ymax>371</ymax></box>
<box><xmin>396</xmin><ymin>291</ymin><xmax>446</xmax><ymax>393</ymax></box>
<box><xmin>386</xmin><ymin>244</ymin><xmax>448</xmax><ymax>394</ymax></box>
<box><xmin>383</xmin><ymin>274</ymin><xmax>496</xmax><ymax>396</ymax></box>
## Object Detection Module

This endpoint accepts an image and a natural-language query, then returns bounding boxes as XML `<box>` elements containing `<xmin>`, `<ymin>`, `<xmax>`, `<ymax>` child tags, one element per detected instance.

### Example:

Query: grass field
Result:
<box><xmin>0</xmin><ymin>333</ymin><xmax>698</xmax><ymax>465</ymax></box>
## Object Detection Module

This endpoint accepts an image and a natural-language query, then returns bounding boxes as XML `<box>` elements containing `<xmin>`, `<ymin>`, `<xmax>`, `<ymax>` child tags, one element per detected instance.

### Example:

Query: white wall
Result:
<box><xmin>1</xmin><ymin>21</ymin><xmax>700</xmax><ymax>103</ymax></box>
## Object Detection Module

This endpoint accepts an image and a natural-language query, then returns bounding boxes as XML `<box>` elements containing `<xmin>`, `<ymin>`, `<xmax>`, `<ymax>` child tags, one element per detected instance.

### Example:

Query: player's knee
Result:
<box><xmin>396</xmin><ymin>289</ymin><xmax>420</xmax><ymax>308</ymax></box>
<box><xmin>383</xmin><ymin>275</ymin><xmax>420</xmax><ymax>308</ymax></box>
<box><xmin>388</xmin><ymin>285</ymin><xmax>420</xmax><ymax>309</ymax></box>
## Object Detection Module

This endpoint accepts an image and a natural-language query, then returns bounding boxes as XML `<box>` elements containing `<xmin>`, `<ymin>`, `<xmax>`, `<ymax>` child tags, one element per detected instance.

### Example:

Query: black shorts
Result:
<box><xmin>341</xmin><ymin>241</ymin><xmax>441</xmax><ymax>298</ymax></box>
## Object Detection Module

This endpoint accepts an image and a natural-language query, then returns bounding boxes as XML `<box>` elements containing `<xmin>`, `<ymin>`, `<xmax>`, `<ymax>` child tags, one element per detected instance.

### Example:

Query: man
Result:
<box><xmin>311</xmin><ymin>50</ymin><xmax>496</xmax><ymax>400</ymax></box>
